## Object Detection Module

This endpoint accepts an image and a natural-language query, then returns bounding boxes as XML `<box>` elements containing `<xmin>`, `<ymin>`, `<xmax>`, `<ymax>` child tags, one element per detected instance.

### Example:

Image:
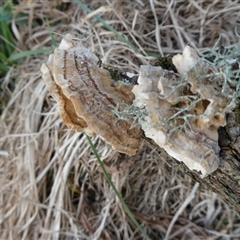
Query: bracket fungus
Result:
<box><xmin>132</xmin><ymin>46</ymin><xmax>239</xmax><ymax>177</ymax></box>
<box><xmin>41</xmin><ymin>34</ymin><xmax>239</xmax><ymax>177</ymax></box>
<box><xmin>41</xmin><ymin>34</ymin><xmax>142</xmax><ymax>156</ymax></box>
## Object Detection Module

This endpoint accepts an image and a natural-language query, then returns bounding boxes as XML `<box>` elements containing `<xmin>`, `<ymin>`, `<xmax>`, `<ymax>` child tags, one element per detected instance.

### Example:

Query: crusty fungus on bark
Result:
<box><xmin>133</xmin><ymin>46</ymin><xmax>238</xmax><ymax>177</ymax></box>
<box><xmin>41</xmin><ymin>34</ymin><xmax>142</xmax><ymax>156</ymax></box>
<box><xmin>41</xmin><ymin>35</ymin><xmax>239</xmax><ymax>177</ymax></box>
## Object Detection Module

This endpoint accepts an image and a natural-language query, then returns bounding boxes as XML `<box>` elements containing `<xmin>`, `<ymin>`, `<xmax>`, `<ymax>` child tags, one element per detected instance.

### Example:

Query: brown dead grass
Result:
<box><xmin>1</xmin><ymin>0</ymin><xmax>240</xmax><ymax>239</ymax></box>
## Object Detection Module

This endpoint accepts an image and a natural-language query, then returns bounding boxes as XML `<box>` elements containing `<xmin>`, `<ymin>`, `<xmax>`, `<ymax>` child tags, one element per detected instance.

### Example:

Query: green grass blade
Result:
<box><xmin>0</xmin><ymin>52</ymin><xmax>9</xmax><ymax>62</ymax></box>
<box><xmin>45</xmin><ymin>18</ymin><xmax>57</xmax><ymax>48</ymax></box>
<box><xmin>9</xmin><ymin>47</ymin><xmax>54</xmax><ymax>61</ymax></box>
<box><xmin>0</xmin><ymin>62</ymin><xmax>9</xmax><ymax>73</ymax></box>
<box><xmin>0</xmin><ymin>12</ymin><xmax>12</xmax><ymax>22</ymax></box>
<box><xmin>86</xmin><ymin>134</ymin><xmax>152</xmax><ymax>240</ymax></box>
<box><xmin>0</xmin><ymin>22</ymin><xmax>14</xmax><ymax>55</ymax></box>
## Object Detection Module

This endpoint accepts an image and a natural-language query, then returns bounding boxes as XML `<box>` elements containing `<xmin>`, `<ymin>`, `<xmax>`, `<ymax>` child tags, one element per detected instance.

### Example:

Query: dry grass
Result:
<box><xmin>1</xmin><ymin>0</ymin><xmax>240</xmax><ymax>239</ymax></box>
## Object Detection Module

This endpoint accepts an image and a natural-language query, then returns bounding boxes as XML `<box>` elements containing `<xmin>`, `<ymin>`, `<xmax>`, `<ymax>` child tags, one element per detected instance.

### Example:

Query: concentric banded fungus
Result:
<box><xmin>41</xmin><ymin>34</ymin><xmax>142</xmax><ymax>156</ymax></box>
<box><xmin>132</xmin><ymin>46</ymin><xmax>236</xmax><ymax>177</ymax></box>
<box><xmin>42</xmin><ymin>35</ymin><xmax>238</xmax><ymax>176</ymax></box>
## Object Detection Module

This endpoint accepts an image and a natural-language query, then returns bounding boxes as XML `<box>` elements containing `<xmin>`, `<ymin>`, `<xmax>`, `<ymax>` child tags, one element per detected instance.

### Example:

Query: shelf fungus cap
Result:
<box><xmin>41</xmin><ymin>34</ymin><xmax>142</xmax><ymax>156</ymax></box>
<box><xmin>133</xmin><ymin>46</ymin><xmax>233</xmax><ymax>177</ymax></box>
<box><xmin>172</xmin><ymin>45</ymin><xmax>199</xmax><ymax>75</ymax></box>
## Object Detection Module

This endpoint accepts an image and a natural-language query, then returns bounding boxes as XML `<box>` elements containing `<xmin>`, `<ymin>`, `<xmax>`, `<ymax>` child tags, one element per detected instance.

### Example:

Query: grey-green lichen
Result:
<box><xmin>131</xmin><ymin>45</ymin><xmax>240</xmax><ymax>177</ymax></box>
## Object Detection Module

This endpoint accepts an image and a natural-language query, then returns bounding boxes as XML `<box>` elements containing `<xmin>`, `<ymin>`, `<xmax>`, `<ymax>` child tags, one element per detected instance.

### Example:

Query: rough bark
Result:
<box><xmin>147</xmin><ymin>106</ymin><xmax>240</xmax><ymax>213</ymax></box>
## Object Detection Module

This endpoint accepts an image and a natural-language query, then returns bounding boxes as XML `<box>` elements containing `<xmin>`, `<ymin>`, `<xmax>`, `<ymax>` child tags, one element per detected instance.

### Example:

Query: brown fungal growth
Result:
<box><xmin>132</xmin><ymin>46</ymin><xmax>237</xmax><ymax>177</ymax></box>
<box><xmin>41</xmin><ymin>36</ymin><xmax>239</xmax><ymax>176</ymax></box>
<box><xmin>41</xmin><ymin>34</ymin><xmax>142</xmax><ymax>155</ymax></box>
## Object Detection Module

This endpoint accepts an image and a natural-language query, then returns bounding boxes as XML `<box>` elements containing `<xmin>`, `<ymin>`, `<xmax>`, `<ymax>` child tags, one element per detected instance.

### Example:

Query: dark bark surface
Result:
<box><xmin>147</xmin><ymin>107</ymin><xmax>240</xmax><ymax>214</ymax></box>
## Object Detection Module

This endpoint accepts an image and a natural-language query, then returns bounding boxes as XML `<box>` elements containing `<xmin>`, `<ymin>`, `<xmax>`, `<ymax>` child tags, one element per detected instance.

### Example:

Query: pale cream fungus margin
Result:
<box><xmin>133</xmin><ymin>46</ymin><xmax>233</xmax><ymax>178</ymax></box>
<box><xmin>41</xmin><ymin>35</ymin><xmax>234</xmax><ymax>177</ymax></box>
